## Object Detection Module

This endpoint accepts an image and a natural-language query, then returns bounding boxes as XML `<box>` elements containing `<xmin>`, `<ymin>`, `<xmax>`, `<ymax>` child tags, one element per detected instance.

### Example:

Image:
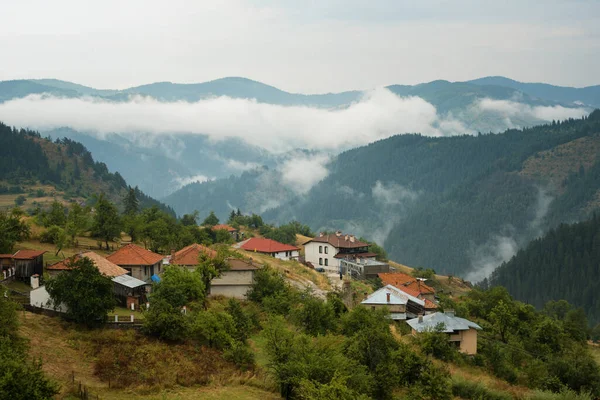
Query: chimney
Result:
<box><xmin>444</xmin><ymin>309</ymin><xmax>455</xmax><ymax>317</ymax></box>
<box><xmin>386</xmin><ymin>292</ymin><xmax>391</xmax><ymax>303</ymax></box>
<box><xmin>344</xmin><ymin>234</ymin><xmax>349</xmax><ymax>241</ymax></box>
<box><xmin>335</xmin><ymin>230</ymin><xmax>342</xmax><ymax>237</ymax></box>
<box><xmin>319</xmin><ymin>232</ymin><xmax>324</xmax><ymax>237</ymax></box>
<box><xmin>349</xmin><ymin>235</ymin><xmax>355</xmax><ymax>243</ymax></box>
<box><xmin>30</xmin><ymin>274</ymin><xmax>39</xmax><ymax>289</ymax></box>
<box><xmin>418</xmin><ymin>314</ymin><xmax>423</xmax><ymax>323</ymax></box>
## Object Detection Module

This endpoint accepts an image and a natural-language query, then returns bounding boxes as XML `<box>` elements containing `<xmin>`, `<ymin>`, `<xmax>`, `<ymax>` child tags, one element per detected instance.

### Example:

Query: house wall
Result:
<box><xmin>30</xmin><ymin>286</ymin><xmax>68</xmax><ymax>313</ymax></box>
<box><xmin>365</xmin><ymin>303</ymin><xmax>406</xmax><ymax>313</ymax></box>
<box><xmin>15</xmin><ymin>256</ymin><xmax>43</xmax><ymax>279</ymax></box>
<box><xmin>304</xmin><ymin>242</ymin><xmax>339</xmax><ymax>271</ymax></box>
<box><xmin>213</xmin><ymin>270</ymin><xmax>254</xmax><ymax>286</ymax></box>
<box><xmin>210</xmin><ymin>284</ymin><xmax>252</xmax><ymax>299</ymax></box>
<box><xmin>122</xmin><ymin>262</ymin><xmax>161</xmax><ymax>282</ymax></box>
<box><xmin>272</xmin><ymin>250</ymin><xmax>299</xmax><ymax>261</ymax></box>
<box><xmin>459</xmin><ymin>328</ymin><xmax>478</xmax><ymax>355</ymax></box>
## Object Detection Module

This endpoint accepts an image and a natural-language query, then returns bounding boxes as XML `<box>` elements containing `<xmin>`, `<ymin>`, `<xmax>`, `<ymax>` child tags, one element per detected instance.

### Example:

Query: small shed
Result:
<box><xmin>12</xmin><ymin>250</ymin><xmax>46</xmax><ymax>280</ymax></box>
<box><xmin>112</xmin><ymin>274</ymin><xmax>148</xmax><ymax>310</ymax></box>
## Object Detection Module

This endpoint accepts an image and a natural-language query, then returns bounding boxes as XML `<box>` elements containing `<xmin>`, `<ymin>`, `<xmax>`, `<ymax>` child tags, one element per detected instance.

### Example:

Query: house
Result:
<box><xmin>46</xmin><ymin>251</ymin><xmax>129</xmax><ymax>277</ymax></box>
<box><xmin>12</xmin><ymin>250</ymin><xmax>46</xmax><ymax>281</ymax></box>
<box><xmin>340</xmin><ymin>258</ymin><xmax>390</xmax><ymax>280</ymax></box>
<box><xmin>106</xmin><ymin>244</ymin><xmax>163</xmax><ymax>283</ymax></box>
<box><xmin>30</xmin><ymin>285</ymin><xmax>68</xmax><ymax>313</ymax></box>
<box><xmin>379</xmin><ymin>272</ymin><xmax>438</xmax><ymax>312</ymax></box>
<box><xmin>361</xmin><ymin>284</ymin><xmax>425</xmax><ymax>320</ymax></box>
<box><xmin>304</xmin><ymin>231</ymin><xmax>377</xmax><ymax>272</ymax></box>
<box><xmin>212</xmin><ymin>224</ymin><xmax>240</xmax><ymax>240</ymax></box>
<box><xmin>45</xmin><ymin>251</ymin><xmax>148</xmax><ymax>309</ymax></box>
<box><xmin>210</xmin><ymin>258</ymin><xmax>260</xmax><ymax>299</ymax></box>
<box><xmin>239</xmin><ymin>238</ymin><xmax>299</xmax><ymax>261</ymax></box>
<box><xmin>170</xmin><ymin>243</ymin><xmax>217</xmax><ymax>269</ymax></box>
<box><xmin>406</xmin><ymin>311</ymin><xmax>482</xmax><ymax>355</ymax></box>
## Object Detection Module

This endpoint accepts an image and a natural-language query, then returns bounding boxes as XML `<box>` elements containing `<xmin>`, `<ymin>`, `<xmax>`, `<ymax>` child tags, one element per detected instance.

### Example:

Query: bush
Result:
<box><xmin>223</xmin><ymin>342</ymin><xmax>255</xmax><ymax>371</ymax></box>
<box><xmin>451</xmin><ymin>376</ymin><xmax>512</xmax><ymax>400</ymax></box>
<box><xmin>415</xmin><ymin>325</ymin><xmax>458</xmax><ymax>362</ymax></box>
<box><xmin>526</xmin><ymin>389</ymin><xmax>593</xmax><ymax>400</ymax></box>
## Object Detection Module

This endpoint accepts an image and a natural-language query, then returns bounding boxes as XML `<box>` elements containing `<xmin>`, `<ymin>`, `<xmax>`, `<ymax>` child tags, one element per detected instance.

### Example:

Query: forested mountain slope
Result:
<box><xmin>489</xmin><ymin>215</ymin><xmax>600</xmax><ymax>324</ymax></box>
<box><xmin>0</xmin><ymin>122</ymin><xmax>173</xmax><ymax>214</ymax></box>
<box><xmin>167</xmin><ymin>111</ymin><xmax>600</xmax><ymax>279</ymax></box>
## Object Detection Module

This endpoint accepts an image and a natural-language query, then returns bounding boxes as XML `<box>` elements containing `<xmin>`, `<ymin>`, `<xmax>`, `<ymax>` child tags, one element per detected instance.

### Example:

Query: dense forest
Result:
<box><xmin>0</xmin><ymin>122</ymin><xmax>173</xmax><ymax>215</ymax></box>
<box><xmin>488</xmin><ymin>214</ymin><xmax>600</xmax><ymax>324</ymax></box>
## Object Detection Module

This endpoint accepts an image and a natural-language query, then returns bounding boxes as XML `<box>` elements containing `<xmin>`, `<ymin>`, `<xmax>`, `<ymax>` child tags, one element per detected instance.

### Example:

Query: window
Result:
<box><xmin>324</xmin><ymin>258</ymin><xmax>328</xmax><ymax>266</ymax></box>
<box><xmin>319</xmin><ymin>258</ymin><xmax>323</xmax><ymax>265</ymax></box>
<box><xmin>324</xmin><ymin>246</ymin><xmax>328</xmax><ymax>254</ymax></box>
<box><xmin>319</xmin><ymin>245</ymin><xmax>323</xmax><ymax>253</ymax></box>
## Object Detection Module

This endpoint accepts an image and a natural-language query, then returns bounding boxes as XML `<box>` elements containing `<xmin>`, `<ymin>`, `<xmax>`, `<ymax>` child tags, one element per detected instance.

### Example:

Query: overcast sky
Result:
<box><xmin>1</xmin><ymin>0</ymin><xmax>598</xmax><ymax>93</ymax></box>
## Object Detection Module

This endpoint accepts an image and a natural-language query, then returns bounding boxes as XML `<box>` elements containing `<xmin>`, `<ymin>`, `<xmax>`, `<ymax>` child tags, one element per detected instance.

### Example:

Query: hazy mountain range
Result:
<box><xmin>0</xmin><ymin>76</ymin><xmax>596</xmax><ymax>200</ymax></box>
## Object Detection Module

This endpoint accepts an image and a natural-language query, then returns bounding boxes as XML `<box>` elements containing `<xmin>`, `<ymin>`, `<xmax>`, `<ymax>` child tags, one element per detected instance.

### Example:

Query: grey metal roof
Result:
<box><xmin>361</xmin><ymin>284</ymin><xmax>425</xmax><ymax>307</ymax></box>
<box><xmin>406</xmin><ymin>312</ymin><xmax>482</xmax><ymax>333</ymax></box>
<box><xmin>112</xmin><ymin>274</ymin><xmax>147</xmax><ymax>289</ymax></box>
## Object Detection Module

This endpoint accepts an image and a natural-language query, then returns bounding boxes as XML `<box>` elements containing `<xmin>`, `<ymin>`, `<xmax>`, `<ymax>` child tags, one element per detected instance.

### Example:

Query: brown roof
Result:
<box><xmin>378</xmin><ymin>272</ymin><xmax>435</xmax><ymax>295</ymax></box>
<box><xmin>226</xmin><ymin>258</ymin><xmax>260</xmax><ymax>271</ymax></box>
<box><xmin>212</xmin><ymin>224</ymin><xmax>237</xmax><ymax>232</ymax></box>
<box><xmin>389</xmin><ymin>283</ymin><xmax>438</xmax><ymax>309</ymax></box>
<box><xmin>47</xmin><ymin>252</ymin><xmax>128</xmax><ymax>277</ymax></box>
<box><xmin>12</xmin><ymin>250</ymin><xmax>46</xmax><ymax>260</ymax></box>
<box><xmin>106</xmin><ymin>244</ymin><xmax>163</xmax><ymax>266</ymax></box>
<box><xmin>240</xmin><ymin>238</ymin><xmax>299</xmax><ymax>253</ymax></box>
<box><xmin>333</xmin><ymin>252</ymin><xmax>378</xmax><ymax>259</ymax></box>
<box><xmin>171</xmin><ymin>244</ymin><xmax>217</xmax><ymax>266</ymax></box>
<box><xmin>306</xmin><ymin>233</ymin><xmax>369</xmax><ymax>249</ymax></box>
<box><xmin>0</xmin><ymin>254</ymin><xmax>13</xmax><ymax>259</ymax></box>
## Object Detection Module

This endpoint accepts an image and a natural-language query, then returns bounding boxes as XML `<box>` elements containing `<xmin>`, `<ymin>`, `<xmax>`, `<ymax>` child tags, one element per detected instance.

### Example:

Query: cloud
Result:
<box><xmin>473</xmin><ymin>98</ymin><xmax>589</xmax><ymax>128</ymax></box>
<box><xmin>465</xmin><ymin>187</ymin><xmax>553</xmax><ymax>282</ymax></box>
<box><xmin>372</xmin><ymin>181</ymin><xmax>419</xmax><ymax>206</ymax></box>
<box><xmin>174</xmin><ymin>174</ymin><xmax>212</xmax><ymax>188</ymax></box>
<box><xmin>0</xmin><ymin>89</ymin><xmax>469</xmax><ymax>154</ymax></box>
<box><xmin>465</xmin><ymin>232</ymin><xmax>519</xmax><ymax>283</ymax></box>
<box><xmin>280</xmin><ymin>154</ymin><xmax>330</xmax><ymax>194</ymax></box>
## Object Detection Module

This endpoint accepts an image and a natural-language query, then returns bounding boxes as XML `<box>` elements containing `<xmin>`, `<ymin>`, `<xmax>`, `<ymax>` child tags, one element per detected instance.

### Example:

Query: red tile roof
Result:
<box><xmin>106</xmin><ymin>244</ymin><xmax>163</xmax><ymax>266</ymax></box>
<box><xmin>385</xmin><ymin>283</ymin><xmax>439</xmax><ymax>310</ymax></box>
<box><xmin>306</xmin><ymin>233</ymin><xmax>369</xmax><ymax>249</ymax></box>
<box><xmin>47</xmin><ymin>252</ymin><xmax>128</xmax><ymax>277</ymax></box>
<box><xmin>240</xmin><ymin>238</ymin><xmax>299</xmax><ymax>253</ymax></box>
<box><xmin>212</xmin><ymin>224</ymin><xmax>237</xmax><ymax>232</ymax></box>
<box><xmin>12</xmin><ymin>250</ymin><xmax>46</xmax><ymax>260</ymax></box>
<box><xmin>0</xmin><ymin>254</ymin><xmax>13</xmax><ymax>259</ymax></box>
<box><xmin>378</xmin><ymin>272</ymin><xmax>435</xmax><ymax>295</ymax></box>
<box><xmin>171</xmin><ymin>244</ymin><xmax>217</xmax><ymax>266</ymax></box>
<box><xmin>333</xmin><ymin>252</ymin><xmax>378</xmax><ymax>259</ymax></box>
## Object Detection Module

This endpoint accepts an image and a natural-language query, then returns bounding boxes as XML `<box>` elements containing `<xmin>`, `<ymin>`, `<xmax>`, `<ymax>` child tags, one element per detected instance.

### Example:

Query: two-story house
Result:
<box><xmin>304</xmin><ymin>231</ymin><xmax>377</xmax><ymax>272</ymax></box>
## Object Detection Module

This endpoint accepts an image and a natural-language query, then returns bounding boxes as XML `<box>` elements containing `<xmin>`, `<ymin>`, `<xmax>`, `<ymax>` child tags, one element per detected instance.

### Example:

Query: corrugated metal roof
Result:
<box><xmin>361</xmin><ymin>284</ymin><xmax>425</xmax><ymax>307</ymax></box>
<box><xmin>406</xmin><ymin>312</ymin><xmax>482</xmax><ymax>332</ymax></box>
<box><xmin>112</xmin><ymin>274</ymin><xmax>147</xmax><ymax>289</ymax></box>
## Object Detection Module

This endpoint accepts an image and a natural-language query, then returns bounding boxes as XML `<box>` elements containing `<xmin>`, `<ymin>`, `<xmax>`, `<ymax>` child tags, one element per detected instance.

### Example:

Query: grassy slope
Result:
<box><xmin>19</xmin><ymin>312</ymin><xmax>279</xmax><ymax>400</ymax></box>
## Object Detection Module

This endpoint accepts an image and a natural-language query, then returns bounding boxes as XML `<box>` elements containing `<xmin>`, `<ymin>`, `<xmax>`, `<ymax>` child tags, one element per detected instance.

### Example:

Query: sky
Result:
<box><xmin>1</xmin><ymin>0</ymin><xmax>599</xmax><ymax>93</ymax></box>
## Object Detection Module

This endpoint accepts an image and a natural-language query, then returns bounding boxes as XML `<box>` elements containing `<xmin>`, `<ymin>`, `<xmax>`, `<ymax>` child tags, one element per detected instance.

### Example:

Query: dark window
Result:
<box><xmin>324</xmin><ymin>246</ymin><xmax>328</xmax><ymax>254</ymax></box>
<box><xmin>324</xmin><ymin>258</ymin><xmax>328</xmax><ymax>266</ymax></box>
<box><xmin>319</xmin><ymin>246</ymin><xmax>322</xmax><ymax>253</ymax></box>
<box><xmin>319</xmin><ymin>258</ymin><xmax>323</xmax><ymax>265</ymax></box>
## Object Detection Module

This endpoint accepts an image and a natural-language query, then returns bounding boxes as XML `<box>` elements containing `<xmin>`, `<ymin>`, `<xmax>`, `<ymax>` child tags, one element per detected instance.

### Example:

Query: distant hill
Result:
<box><xmin>166</xmin><ymin>111</ymin><xmax>600</xmax><ymax>279</ymax></box>
<box><xmin>469</xmin><ymin>76</ymin><xmax>600</xmax><ymax>108</ymax></box>
<box><xmin>489</xmin><ymin>214</ymin><xmax>600</xmax><ymax>324</ymax></box>
<box><xmin>0</xmin><ymin>122</ymin><xmax>173</xmax><ymax>215</ymax></box>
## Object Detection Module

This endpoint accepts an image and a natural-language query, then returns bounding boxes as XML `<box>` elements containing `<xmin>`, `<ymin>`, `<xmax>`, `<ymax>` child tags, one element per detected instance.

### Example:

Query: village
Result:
<box><xmin>1</xmin><ymin>223</ymin><xmax>480</xmax><ymax>356</ymax></box>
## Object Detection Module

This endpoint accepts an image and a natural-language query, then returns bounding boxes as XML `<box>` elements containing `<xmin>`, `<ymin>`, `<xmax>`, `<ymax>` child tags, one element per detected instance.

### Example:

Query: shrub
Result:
<box><xmin>223</xmin><ymin>342</ymin><xmax>255</xmax><ymax>371</ymax></box>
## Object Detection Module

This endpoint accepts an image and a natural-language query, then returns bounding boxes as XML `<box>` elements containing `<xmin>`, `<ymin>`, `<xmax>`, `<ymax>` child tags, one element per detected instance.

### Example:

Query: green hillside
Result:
<box><xmin>0</xmin><ymin>122</ymin><xmax>173</xmax><ymax>215</ymax></box>
<box><xmin>489</xmin><ymin>214</ymin><xmax>600</xmax><ymax>324</ymax></box>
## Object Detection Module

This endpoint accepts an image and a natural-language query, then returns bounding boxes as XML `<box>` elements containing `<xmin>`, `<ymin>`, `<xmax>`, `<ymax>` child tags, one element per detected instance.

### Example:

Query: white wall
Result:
<box><xmin>30</xmin><ymin>286</ymin><xmax>68</xmax><ymax>313</ymax></box>
<box><xmin>304</xmin><ymin>242</ymin><xmax>339</xmax><ymax>271</ymax></box>
<box><xmin>273</xmin><ymin>250</ymin><xmax>299</xmax><ymax>261</ymax></box>
<box><xmin>210</xmin><ymin>285</ymin><xmax>252</xmax><ymax>299</ymax></box>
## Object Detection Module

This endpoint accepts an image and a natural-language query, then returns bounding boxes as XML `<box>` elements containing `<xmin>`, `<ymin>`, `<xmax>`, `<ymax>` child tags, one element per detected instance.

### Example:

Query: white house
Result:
<box><xmin>210</xmin><ymin>258</ymin><xmax>260</xmax><ymax>299</ymax></box>
<box><xmin>303</xmin><ymin>231</ymin><xmax>377</xmax><ymax>272</ymax></box>
<box><xmin>361</xmin><ymin>284</ymin><xmax>425</xmax><ymax>320</ymax></box>
<box><xmin>30</xmin><ymin>286</ymin><xmax>68</xmax><ymax>313</ymax></box>
<box><xmin>238</xmin><ymin>238</ymin><xmax>300</xmax><ymax>261</ymax></box>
